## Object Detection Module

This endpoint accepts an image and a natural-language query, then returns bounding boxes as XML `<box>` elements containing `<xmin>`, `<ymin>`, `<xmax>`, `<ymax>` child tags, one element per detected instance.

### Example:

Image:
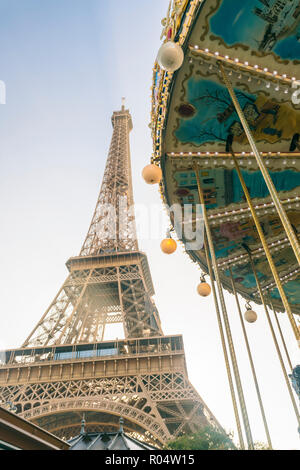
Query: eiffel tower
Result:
<box><xmin>0</xmin><ymin>103</ymin><xmax>222</xmax><ymax>446</ymax></box>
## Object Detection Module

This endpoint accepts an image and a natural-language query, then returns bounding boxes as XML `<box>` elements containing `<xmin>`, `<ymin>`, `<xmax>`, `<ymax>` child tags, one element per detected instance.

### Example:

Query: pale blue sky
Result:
<box><xmin>0</xmin><ymin>0</ymin><xmax>299</xmax><ymax>449</ymax></box>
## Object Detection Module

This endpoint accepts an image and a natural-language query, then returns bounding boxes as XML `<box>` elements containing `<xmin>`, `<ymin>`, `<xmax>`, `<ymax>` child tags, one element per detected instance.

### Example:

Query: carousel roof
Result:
<box><xmin>151</xmin><ymin>0</ymin><xmax>300</xmax><ymax>315</ymax></box>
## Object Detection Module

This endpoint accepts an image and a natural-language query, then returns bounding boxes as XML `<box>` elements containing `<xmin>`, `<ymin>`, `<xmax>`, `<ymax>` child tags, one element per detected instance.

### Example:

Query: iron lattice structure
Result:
<box><xmin>0</xmin><ymin>106</ymin><xmax>221</xmax><ymax>446</ymax></box>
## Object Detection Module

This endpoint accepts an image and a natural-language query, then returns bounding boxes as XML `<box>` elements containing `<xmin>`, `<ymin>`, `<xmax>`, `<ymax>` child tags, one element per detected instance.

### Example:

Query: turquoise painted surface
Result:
<box><xmin>175</xmin><ymin>168</ymin><xmax>300</xmax><ymax>207</ymax></box>
<box><xmin>270</xmin><ymin>280</ymin><xmax>299</xmax><ymax>304</ymax></box>
<box><xmin>225</xmin><ymin>266</ymin><xmax>299</xmax><ymax>305</ymax></box>
<box><xmin>210</xmin><ymin>0</ymin><xmax>300</xmax><ymax>60</ymax></box>
<box><xmin>176</xmin><ymin>0</ymin><xmax>300</xmax><ymax>308</ymax></box>
<box><xmin>175</xmin><ymin>76</ymin><xmax>292</xmax><ymax>144</ymax></box>
<box><xmin>232</xmin><ymin>169</ymin><xmax>300</xmax><ymax>201</ymax></box>
<box><xmin>174</xmin><ymin>166</ymin><xmax>300</xmax><ymax>306</ymax></box>
<box><xmin>224</xmin><ymin>265</ymin><xmax>267</xmax><ymax>289</ymax></box>
<box><xmin>175</xmin><ymin>79</ymin><xmax>257</xmax><ymax>145</ymax></box>
<box><xmin>213</xmin><ymin>237</ymin><xmax>255</xmax><ymax>259</ymax></box>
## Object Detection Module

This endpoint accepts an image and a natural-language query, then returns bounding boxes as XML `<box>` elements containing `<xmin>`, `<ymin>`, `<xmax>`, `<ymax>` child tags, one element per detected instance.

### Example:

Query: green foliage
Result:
<box><xmin>253</xmin><ymin>441</ymin><xmax>271</xmax><ymax>450</ymax></box>
<box><xmin>164</xmin><ymin>427</ymin><xmax>235</xmax><ymax>450</ymax></box>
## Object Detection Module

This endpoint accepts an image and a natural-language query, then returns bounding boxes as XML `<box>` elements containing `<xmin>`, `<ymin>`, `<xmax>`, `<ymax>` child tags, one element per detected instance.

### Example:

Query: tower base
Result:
<box><xmin>0</xmin><ymin>335</ymin><xmax>221</xmax><ymax>446</ymax></box>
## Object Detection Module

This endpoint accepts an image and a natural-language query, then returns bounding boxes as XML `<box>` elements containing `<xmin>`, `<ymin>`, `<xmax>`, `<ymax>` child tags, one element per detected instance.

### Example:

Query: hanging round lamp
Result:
<box><xmin>244</xmin><ymin>302</ymin><xmax>257</xmax><ymax>323</ymax></box>
<box><xmin>157</xmin><ymin>41</ymin><xmax>184</xmax><ymax>73</ymax></box>
<box><xmin>142</xmin><ymin>164</ymin><xmax>162</xmax><ymax>184</ymax></box>
<box><xmin>161</xmin><ymin>229</ymin><xmax>177</xmax><ymax>254</ymax></box>
<box><xmin>197</xmin><ymin>274</ymin><xmax>211</xmax><ymax>297</ymax></box>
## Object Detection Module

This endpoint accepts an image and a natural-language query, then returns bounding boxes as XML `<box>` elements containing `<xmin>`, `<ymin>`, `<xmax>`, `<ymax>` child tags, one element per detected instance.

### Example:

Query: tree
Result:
<box><xmin>164</xmin><ymin>427</ymin><xmax>236</xmax><ymax>450</ymax></box>
<box><xmin>253</xmin><ymin>441</ymin><xmax>271</xmax><ymax>450</ymax></box>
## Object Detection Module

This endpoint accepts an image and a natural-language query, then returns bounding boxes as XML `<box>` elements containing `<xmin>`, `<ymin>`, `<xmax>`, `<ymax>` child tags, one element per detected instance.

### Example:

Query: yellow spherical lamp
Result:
<box><xmin>160</xmin><ymin>237</ymin><xmax>177</xmax><ymax>254</ymax></box>
<box><xmin>142</xmin><ymin>164</ymin><xmax>162</xmax><ymax>184</ymax></box>
<box><xmin>157</xmin><ymin>41</ymin><xmax>184</xmax><ymax>73</ymax></box>
<box><xmin>197</xmin><ymin>275</ymin><xmax>211</xmax><ymax>297</ymax></box>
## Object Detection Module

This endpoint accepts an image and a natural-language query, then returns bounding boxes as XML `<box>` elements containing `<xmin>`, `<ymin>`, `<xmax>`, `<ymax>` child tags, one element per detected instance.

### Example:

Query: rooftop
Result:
<box><xmin>68</xmin><ymin>416</ymin><xmax>157</xmax><ymax>450</ymax></box>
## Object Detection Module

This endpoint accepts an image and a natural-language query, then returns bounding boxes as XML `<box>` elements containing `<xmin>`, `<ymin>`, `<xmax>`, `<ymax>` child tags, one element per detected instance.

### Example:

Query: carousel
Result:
<box><xmin>143</xmin><ymin>0</ymin><xmax>300</xmax><ymax>450</ymax></box>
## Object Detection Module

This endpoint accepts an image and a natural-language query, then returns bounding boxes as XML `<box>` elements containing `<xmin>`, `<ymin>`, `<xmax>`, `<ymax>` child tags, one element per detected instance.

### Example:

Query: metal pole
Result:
<box><xmin>219</xmin><ymin>62</ymin><xmax>300</xmax><ymax>267</ymax></box>
<box><xmin>229</xmin><ymin>267</ymin><xmax>272</xmax><ymax>449</ymax></box>
<box><xmin>227</xmin><ymin>149</ymin><xmax>300</xmax><ymax>347</ymax></box>
<box><xmin>193</xmin><ymin>162</ymin><xmax>254</xmax><ymax>449</ymax></box>
<box><xmin>204</xmin><ymin>236</ymin><xmax>245</xmax><ymax>449</ymax></box>
<box><xmin>247</xmin><ymin>251</ymin><xmax>300</xmax><ymax>428</ymax></box>
<box><xmin>268</xmin><ymin>294</ymin><xmax>293</xmax><ymax>372</ymax></box>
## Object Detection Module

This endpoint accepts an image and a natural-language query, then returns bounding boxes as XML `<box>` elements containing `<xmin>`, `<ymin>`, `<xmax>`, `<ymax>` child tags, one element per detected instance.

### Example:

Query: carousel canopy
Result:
<box><xmin>151</xmin><ymin>0</ymin><xmax>300</xmax><ymax>315</ymax></box>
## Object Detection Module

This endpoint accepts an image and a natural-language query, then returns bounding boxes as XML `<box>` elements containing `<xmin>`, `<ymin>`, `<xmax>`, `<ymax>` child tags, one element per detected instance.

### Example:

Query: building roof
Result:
<box><xmin>0</xmin><ymin>405</ymin><xmax>70</xmax><ymax>450</ymax></box>
<box><xmin>68</xmin><ymin>416</ymin><xmax>157</xmax><ymax>450</ymax></box>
